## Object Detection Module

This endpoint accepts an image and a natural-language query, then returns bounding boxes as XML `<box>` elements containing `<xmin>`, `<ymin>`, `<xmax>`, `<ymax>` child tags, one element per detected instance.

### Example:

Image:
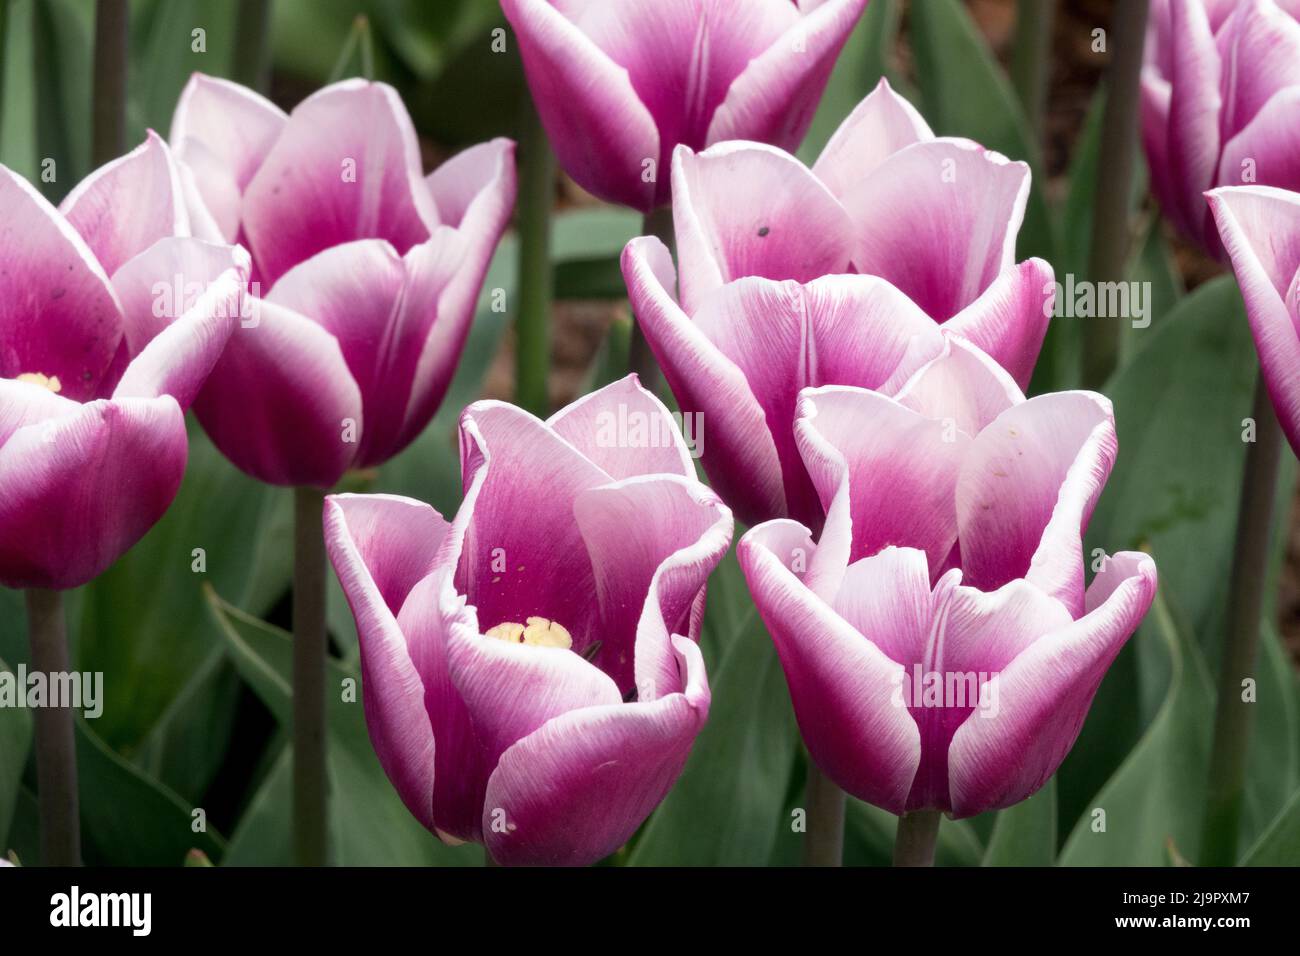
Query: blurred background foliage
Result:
<box><xmin>0</xmin><ymin>0</ymin><xmax>1296</xmax><ymax>866</ymax></box>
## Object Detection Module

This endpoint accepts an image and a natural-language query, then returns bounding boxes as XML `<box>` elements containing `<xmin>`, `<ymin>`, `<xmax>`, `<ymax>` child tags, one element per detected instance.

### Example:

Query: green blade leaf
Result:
<box><xmin>982</xmin><ymin>777</ymin><xmax>1057</xmax><ymax>866</ymax></box>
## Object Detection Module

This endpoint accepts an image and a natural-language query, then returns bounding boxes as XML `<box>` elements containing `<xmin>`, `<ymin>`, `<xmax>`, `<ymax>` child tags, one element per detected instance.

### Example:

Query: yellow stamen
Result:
<box><xmin>485</xmin><ymin>616</ymin><xmax>573</xmax><ymax>650</ymax></box>
<box><xmin>16</xmin><ymin>372</ymin><xmax>61</xmax><ymax>393</ymax></box>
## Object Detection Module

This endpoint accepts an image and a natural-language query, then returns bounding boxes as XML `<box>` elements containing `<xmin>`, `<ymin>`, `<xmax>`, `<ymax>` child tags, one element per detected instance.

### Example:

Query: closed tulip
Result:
<box><xmin>0</xmin><ymin>148</ymin><xmax>248</xmax><ymax>590</ymax></box>
<box><xmin>168</xmin><ymin>75</ymin><xmax>517</xmax><ymax>487</ymax></box>
<box><xmin>1142</xmin><ymin>0</ymin><xmax>1300</xmax><ymax>254</ymax></box>
<box><xmin>738</xmin><ymin>339</ymin><xmax>1156</xmax><ymax>816</ymax></box>
<box><xmin>500</xmin><ymin>0</ymin><xmax>868</xmax><ymax>210</ymax></box>
<box><xmin>325</xmin><ymin>377</ymin><xmax>732</xmax><ymax>865</ymax></box>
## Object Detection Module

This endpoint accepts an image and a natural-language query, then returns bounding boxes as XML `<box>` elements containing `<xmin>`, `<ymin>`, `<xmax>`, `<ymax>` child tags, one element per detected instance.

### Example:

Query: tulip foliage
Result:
<box><xmin>0</xmin><ymin>0</ymin><xmax>1298</xmax><ymax>871</ymax></box>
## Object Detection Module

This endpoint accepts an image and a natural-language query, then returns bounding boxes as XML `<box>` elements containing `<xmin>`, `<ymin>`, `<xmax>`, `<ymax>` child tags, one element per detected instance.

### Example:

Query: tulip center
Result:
<box><xmin>485</xmin><ymin>616</ymin><xmax>572</xmax><ymax>650</ymax></box>
<box><xmin>16</xmin><ymin>372</ymin><xmax>62</xmax><ymax>393</ymax></box>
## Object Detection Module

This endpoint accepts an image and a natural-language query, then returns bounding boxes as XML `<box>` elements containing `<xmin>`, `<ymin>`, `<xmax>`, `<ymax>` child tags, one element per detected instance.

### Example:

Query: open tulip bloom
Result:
<box><xmin>168</xmin><ymin>74</ymin><xmax>517</xmax><ymax>487</ymax></box>
<box><xmin>738</xmin><ymin>338</ymin><xmax>1157</xmax><ymax>817</ymax></box>
<box><xmin>501</xmin><ymin>0</ymin><xmax>868</xmax><ymax>211</ymax></box>
<box><xmin>623</xmin><ymin>77</ymin><xmax>1053</xmax><ymax>528</ymax></box>
<box><xmin>325</xmin><ymin>377</ymin><xmax>732</xmax><ymax>865</ymax></box>
<box><xmin>1142</xmin><ymin>0</ymin><xmax>1300</xmax><ymax>255</ymax></box>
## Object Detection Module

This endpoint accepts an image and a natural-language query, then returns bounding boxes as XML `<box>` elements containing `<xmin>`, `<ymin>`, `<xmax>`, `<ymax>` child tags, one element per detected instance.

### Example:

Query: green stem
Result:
<box><xmin>514</xmin><ymin>93</ymin><xmax>555</xmax><ymax>417</ymax></box>
<box><xmin>293</xmin><ymin>486</ymin><xmax>329</xmax><ymax>867</ymax></box>
<box><xmin>231</xmin><ymin>0</ymin><xmax>273</xmax><ymax>93</ymax></box>
<box><xmin>91</xmin><ymin>0</ymin><xmax>127</xmax><ymax>167</ymax></box>
<box><xmin>629</xmin><ymin>206</ymin><xmax>673</xmax><ymax>390</ymax></box>
<box><xmin>26</xmin><ymin>588</ymin><xmax>80</xmax><ymax>867</ymax></box>
<box><xmin>892</xmin><ymin>809</ymin><xmax>941</xmax><ymax>867</ymax></box>
<box><xmin>1200</xmin><ymin>378</ymin><xmax>1283</xmax><ymax>865</ymax></box>
<box><xmin>802</xmin><ymin>761</ymin><xmax>845</xmax><ymax>866</ymax></box>
<box><xmin>1081</xmin><ymin>0</ymin><xmax>1148</xmax><ymax>389</ymax></box>
<box><xmin>1010</xmin><ymin>0</ymin><xmax>1055</xmax><ymax>142</ymax></box>
<box><xmin>328</xmin><ymin>15</ymin><xmax>374</xmax><ymax>83</ymax></box>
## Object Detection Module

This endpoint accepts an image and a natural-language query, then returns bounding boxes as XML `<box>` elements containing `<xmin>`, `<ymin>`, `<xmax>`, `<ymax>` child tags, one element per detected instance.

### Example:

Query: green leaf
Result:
<box><xmin>206</xmin><ymin>587</ymin><xmax>476</xmax><ymax>865</ymax></box>
<box><xmin>1059</xmin><ymin>589</ymin><xmax>1214</xmax><ymax>865</ymax></box>
<box><xmin>628</xmin><ymin>610</ymin><xmax>801</xmax><ymax>866</ymax></box>
<box><xmin>1240</xmin><ymin>785</ymin><xmax>1300</xmax><ymax>866</ymax></box>
<box><xmin>982</xmin><ymin>778</ymin><xmax>1057</xmax><ymax>866</ymax></box>
<box><xmin>0</xmin><ymin>656</ymin><xmax>32</xmax><ymax>847</ymax></box>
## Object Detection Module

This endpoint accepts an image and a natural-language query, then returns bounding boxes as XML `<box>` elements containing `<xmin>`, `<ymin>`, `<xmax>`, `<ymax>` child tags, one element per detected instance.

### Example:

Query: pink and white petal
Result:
<box><xmin>1216</xmin><ymin>0</ymin><xmax>1300</xmax><ymax>142</ymax></box>
<box><xmin>241</xmin><ymin>80</ymin><xmax>438</xmax><ymax>285</ymax></box>
<box><xmin>0</xmin><ymin>378</ymin><xmax>81</xmax><ymax>448</ymax></box>
<box><xmin>1206</xmin><ymin>185</ymin><xmax>1300</xmax><ymax>454</ymax></box>
<box><xmin>671</xmin><ymin>141</ymin><xmax>853</xmax><ymax>312</ymax></box>
<box><xmin>957</xmin><ymin>391</ymin><xmax>1117</xmax><ymax>616</ymax></box>
<box><xmin>940</xmin><ymin>258</ymin><xmax>1055</xmax><ymax>390</ymax></box>
<box><xmin>0</xmin><ymin>167</ymin><xmax>125</xmax><ymax>401</ymax></box>
<box><xmin>831</xmin><ymin>546</ymin><xmax>934</xmax><ymax>667</ymax></box>
<box><xmin>621</xmin><ymin>236</ymin><xmax>786</xmax><ymax>525</ymax></box>
<box><xmin>739</xmin><ymin>522</ymin><xmax>921</xmax><ymax>813</ymax></box>
<box><xmin>501</xmin><ymin>0</ymin><xmax>659</xmax><ymax>211</ymax></box>
<box><xmin>173</xmin><ymin>139</ymin><xmax>243</xmax><ymax>242</ymax></box>
<box><xmin>891</xmin><ymin>337</ymin><xmax>1025</xmax><ymax>437</ymax></box>
<box><xmin>59</xmin><ymin>132</ymin><xmax>190</xmax><ymax>276</ymax></box>
<box><xmin>1166</xmin><ymin>0</ymin><xmax>1222</xmax><ymax>243</ymax></box>
<box><xmin>1217</xmin><ymin>86</ymin><xmax>1300</xmax><ymax>195</ymax></box>
<box><xmin>192</xmin><ymin>299</ymin><xmax>362</xmax><ymax>487</ymax></box>
<box><xmin>946</xmin><ymin>552</ymin><xmax>1157</xmax><ymax>817</ymax></box>
<box><xmin>0</xmin><ymin>397</ymin><xmax>186</xmax><ymax>590</ymax></box>
<box><xmin>1140</xmin><ymin>71</ymin><xmax>1189</xmax><ymax>239</ymax></box>
<box><xmin>842</xmin><ymin>138</ymin><xmax>1030</xmax><ymax>320</ymax></box>
<box><xmin>574</xmin><ymin>474</ymin><xmax>732</xmax><ymax>695</ymax></box>
<box><xmin>795</xmin><ymin>385</ymin><xmax>968</xmax><ymax>574</ymax></box>
<box><xmin>483</xmin><ymin>634</ymin><xmax>708</xmax><ymax>866</ymax></box>
<box><xmin>547</xmin><ymin>375</ymin><xmax>694</xmax><ymax>479</ymax></box>
<box><xmin>324</xmin><ymin>494</ymin><xmax>450</xmax><ymax>834</ymax></box>
<box><xmin>812</xmin><ymin>76</ymin><xmax>933</xmax><ymax>201</ymax></box>
<box><xmin>706</xmin><ymin>0</ymin><xmax>868</xmax><ymax>154</ymax></box>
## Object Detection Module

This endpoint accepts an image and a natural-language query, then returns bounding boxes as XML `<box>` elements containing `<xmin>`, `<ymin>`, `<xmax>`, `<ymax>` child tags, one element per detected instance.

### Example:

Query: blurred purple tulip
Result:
<box><xmin>168</xmin><ymin>75</ymin><xmax>517</xmax><ymax>487</ymax></box>
<box><xmin>325</xmin><ymin>377</ymin><xmax>732</xmax><ymax>865</ymax></box>
<box><xmin>738</xmin><ymin>339</ymin><xmax>1156</xmax><ymax>816</ymax></box>
<box><xmin>1142</xmin><ymin>0</ymin><xmax>1300</xmax><ymax>255</ymax></box>
<box><xmin>0</xmin><ymin>148</ymin><xmax>248</xmax><ymax>590</ymax></box>
<box><xmin>622</xmin><ymin>79</ymin><xmax>1053</xmax><ymax>528</ymax></box>
<box><xmin>1207</xmin><ymin>185</ymin><xmax>1300</xmax><ymax>453</ymax></box>
<box><xmin>500</xmin><ymin>0</ymin><xmax>868</xmax><ymax>211</ymax></box>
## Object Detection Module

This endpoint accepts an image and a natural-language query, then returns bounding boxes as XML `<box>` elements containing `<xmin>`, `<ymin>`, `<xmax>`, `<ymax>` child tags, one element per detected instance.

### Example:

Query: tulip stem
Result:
<box><xmin>514</xmin><ymin>92</ymin><xmax>555</xmax><ymax>416</ymax></box>
<box><xmin>25</xmin><ymin>588</ymin><xmax>81</xmax><ymax>866</ymax></box>
<box><xmin>802</xmin><ymin>761</ymin><xmax>845</xmax><ymax>866</ymax></box>
<box><xmin>1081</xmin><ymin>0</ymin><xmax>1148</xmax><ymax>390</ymax></box>
<box><xmin>293</xmin><ymin>486</ymin><xmax>329</xmax><ymax>867</ymax></box>
<box><xmin>231</xmin><ymin>0</ymin><xmax>273</xmax><ymax>94</ymax></box>
<box><xmin>91</xmin><ymin>0</ymin><xmax>128</xmax><ymax>168</ymax></box>
<box><xmin>1010</xmin><ymin>0</ymin><xmax>1055</xmax><ymax>142</ymax></box>
<box><xmin>629</xmin><ymin>206</ymin><xmax>673</xmax><ymax>391</ymax></box>
<box><xmin>1200</xmin><ymin>378</ymin><xmax>1283</xmax><ymax>865</ymax></box>
<box><xmin>892</xmin><ymin>809</ymin><xmax>941</xmax><ymax>867</ymax></box>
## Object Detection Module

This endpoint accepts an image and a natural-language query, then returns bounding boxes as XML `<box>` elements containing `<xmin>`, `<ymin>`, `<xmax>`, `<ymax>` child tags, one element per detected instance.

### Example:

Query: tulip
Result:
<box><xmin>500</xmin><ymin>0</ymin><xmax>868</xmax><ymax>211</ymax></box>
<box><xmin>169</xmin><ymin>74</ymin><xmax>517</xmax><ymax>487</ymax></box>
<box><xmin>325</xmin><ymin>377</ymin><xmax>732</xmax><ymax>865</ymax></box>
<box><xmin>738</xmin><ymin>339</ymin><xmax>1156</xmax><ymax>824</ymax></box>
<box><xmin>1141</xmin><ymin>0</ymin><xmax>1300</xmax><ymax>255</ymax></box>
<box><xmin>623</xmin><ymin>79</ymin><xmax>1053</xmax><ymax>528</ymax></box>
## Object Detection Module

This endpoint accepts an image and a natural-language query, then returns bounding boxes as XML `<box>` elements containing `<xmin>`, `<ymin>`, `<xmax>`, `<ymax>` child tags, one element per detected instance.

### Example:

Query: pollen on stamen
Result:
<box><xmin>16</xmin><ymin>372</ymin><xmax>62</xmax><ymax>393</ymax></box>
<box><xmin>485</xmin><ymin>616</ymin><xmax>573</xmax><ymax>649</ymax></box>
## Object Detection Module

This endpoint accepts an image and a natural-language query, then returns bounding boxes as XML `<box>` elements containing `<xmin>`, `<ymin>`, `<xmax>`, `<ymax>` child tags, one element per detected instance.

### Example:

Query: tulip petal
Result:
<box><xmin>547</xmin><ymin>374</ymin><xmax>695</xmax><ymax>479</ymax></box>
<box><xmin>0</xmin><ymin>166</ymin><xmax>125</xmax><ymax>402</ymax></box>
<box><xmin>892</xmin><ymin>337</ymin><xmax>1025</xmax><ymax>438</ymax></box>
<box><xmin>192</xmin><ymin>299</ymin><xmax>363</xmax><ymax>487</ymax></box>
<box><xmin>1140</xmin><ymin>71</ymin><xmax>1189</xmax><ymax>239</ymax></box>
<box><xmin>482</xmin><ymin>634</ymin><xmax>708</xmax><ymax>866</ymax></box>
<box><xmin>621</xmin><ymin>236</ymin><xmax>786</xmax><ymax>524</ymax></box>
<box><xmin>831</xmin><ymin>545</ymin><xmax>934</xmax><ymax>667</ymax></box>
<box><xmin>947</xmin><ymin>552</ymin><xmax>1157</xmax><ymax>817</ymax></box>
<box><xmin>0</xmin><ymin>379</ymin><xmax>81</xmax><ymax>448</ymax></box>
<box><xmin>242</xmin><ymin>80</ymin><xmax>438</xmax><ymax>285</ymax></box>
<box><xmin>738</xmin><ymin>522</ymin><xmax>921</xmax><ymax>813</ymax></box>
<box><xmin>671</xmin><ymin>141</ymin><xmax>854</xmax><ymax>312</ymax></box>
<box><xmin>0</xmin><ymin>397</ymin><xmax>186</xmax><ymax>590</ymax></box>
<box><xmin>1216</xmin><ymin>0</ymin><xmax>1300</xmax><ymax>142</ymax></box>
<box><xmin>1218</xmin><ymin>86</ymin><xmax>1300</xmax><ymax>197</ymax></box>
<box><xmin>812</xmin><ymin>76</ymin><xmax>932</xmax><ymax>202</ymax></box>
<box><xmin>956</xmin><ymin>391</ymin><xmax>1117</xmax><ymax>616</ymax></box>
<box><xmin>940</xmin><ymin>258</ymin><xmax>1055</xmax><ymax>390</ymax></box>
<box><xmin>59</xmin><ymin>132</ymin><xmax>190</xmax><ymax>276</ymax></box>
<box><xmin>841</xmin><ymin>139</ymin><xmax>1030</xmax><ymax>320</ymax></box>
<box><xmin>1166</xmin><ymin>0</ymin><xmax>1222</xmax><ymax>245</ymax></box>
<box><xmin>501</xmin><ymin>0</ymin><xmax>659</xmax><ymax>210</ymax></box>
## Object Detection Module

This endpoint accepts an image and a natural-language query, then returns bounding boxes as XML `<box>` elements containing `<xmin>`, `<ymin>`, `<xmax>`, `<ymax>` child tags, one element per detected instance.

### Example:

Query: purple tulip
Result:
<box><xmin>622</xmin><ymin>79</ymin><xmax>1052</xmax><ymax>528</ymax></box>
<box><xmin>1207</xmin><ymin>185</ymin><xmax>1300</xmax><ymax>453</ymax></box>
<box><xmin>324</xmin><ymin>377</ymin><xmax>732</xmax><ymax>865</ymax></box>
<box><xmin>738</xmin><ymin>339</ymin><xmax>1156</xmax><ymax>816</ymax></box>
<box><xmin>0</xmin><ymin>146</ymin><xmax>249</xmax><ymax>590</ymax></box>
<box><xmin>1142</xmin><ymin>0</ymin><xmax>1300</xmax><ymax>254</ymax></box>
<box><xmin>501</xmin><ymin>0</ymin><xmax>868</xmax><ymax>211</ymax></box>
<box><xmin>168</xmin><ymin>75</ymin><xmax>517</xmax><ymax>487</ymax></box>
